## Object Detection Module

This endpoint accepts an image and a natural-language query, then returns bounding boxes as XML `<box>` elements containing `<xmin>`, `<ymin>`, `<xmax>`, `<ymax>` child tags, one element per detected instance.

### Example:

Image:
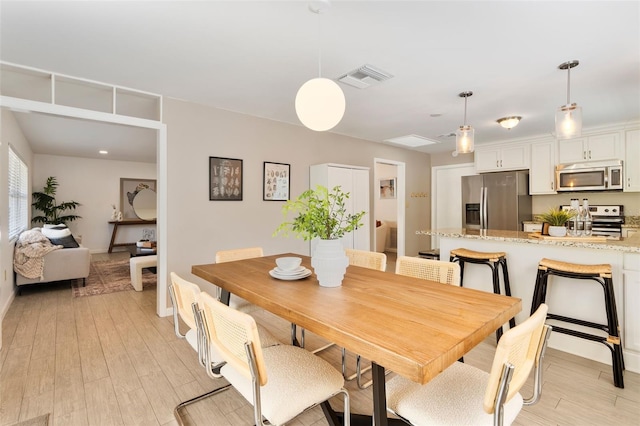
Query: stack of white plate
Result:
<box><xmin>269</xmin><ymin>266</ymin><xmax>312</xmax><ymax>280</ymax></box>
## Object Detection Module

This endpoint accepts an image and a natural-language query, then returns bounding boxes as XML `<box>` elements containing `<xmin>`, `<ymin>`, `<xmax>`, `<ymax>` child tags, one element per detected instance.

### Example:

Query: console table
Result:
<box><xmin>108</xmin><ymin>219</ymin><xmax>156</xmax><ymax>253</ymax></box>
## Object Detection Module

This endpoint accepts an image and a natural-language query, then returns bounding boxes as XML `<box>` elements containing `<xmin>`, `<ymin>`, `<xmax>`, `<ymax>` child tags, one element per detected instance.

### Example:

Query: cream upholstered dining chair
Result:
<box><xmin>385</xmin><ymin>304</ymin><xmax>551</xmax><ymax>426</ymax></box>
<box><xmin>197</xmin><ymin>291</ymin><xmax>351</xmax><ymax>426</ymax></box>
<box><xmin>169</xmin><ymin>272</ymin><xmax>282</xmax><ymax>423</ymax></box>
<box><xmin>341</xmin><ymin>248</ymin><xmax>387</xmax><ymax>389</ymax></box>
<box><xmin>345</xmin><ymin>248</ymin><xmax>387</xmax><ymax>272</ymax></box>
<box><xmin>395</xmin><ymin>255</ymin><xmax>461</xmax><ymax>286</ymax></box>
<box><xmin>215</xmin><ymin>247</ymin><xmax>264</xmax><ymax>312</ymax></box>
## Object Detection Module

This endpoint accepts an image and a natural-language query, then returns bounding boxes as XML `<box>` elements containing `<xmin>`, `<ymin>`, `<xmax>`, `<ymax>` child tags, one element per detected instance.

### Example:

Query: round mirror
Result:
<box><xmin>132</xmin><ymin>188</ymin><xmax>157</xmax><ymax>220</ymax></box>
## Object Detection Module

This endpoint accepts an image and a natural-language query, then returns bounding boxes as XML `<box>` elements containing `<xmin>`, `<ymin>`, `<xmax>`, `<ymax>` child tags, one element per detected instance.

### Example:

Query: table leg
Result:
<box><xmin>220</xmin><ymin>289</ymin><xmax>231</xmax><ymax>306</ymax></box>
<box><xmin>108</xmin><ymin>222</ymin><xmax>119</xmax><ymax>253</ymax></box>
<box><xmin>372</xmin><ymin>362</ymin><xmax>388</xmax><ymax>426</ymax></box>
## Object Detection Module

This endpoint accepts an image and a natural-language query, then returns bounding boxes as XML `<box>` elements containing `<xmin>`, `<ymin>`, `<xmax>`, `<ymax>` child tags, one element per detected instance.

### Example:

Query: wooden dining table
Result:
<box><xmin>192</xmin><ymin>253</ymin><xmax>521</xmax><ymax>426</ymax></box>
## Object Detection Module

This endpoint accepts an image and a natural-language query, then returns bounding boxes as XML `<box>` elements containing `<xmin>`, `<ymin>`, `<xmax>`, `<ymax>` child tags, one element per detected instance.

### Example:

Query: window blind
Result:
<box><xmin>8</xmin><ymin>146</ymin><xmax>29</xmax><ymax>240</ymax></box>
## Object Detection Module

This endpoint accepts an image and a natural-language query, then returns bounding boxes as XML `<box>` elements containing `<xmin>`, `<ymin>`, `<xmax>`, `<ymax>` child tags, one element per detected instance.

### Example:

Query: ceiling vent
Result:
<box><xmin>384</xmin><ymin>134</ymin><xmax>441</xmax><ymax>148</ymax></box>
<box><xmin>338</xmin><ymin>64</ymin><xmax>393</xmax><ymax>89</ymax></box>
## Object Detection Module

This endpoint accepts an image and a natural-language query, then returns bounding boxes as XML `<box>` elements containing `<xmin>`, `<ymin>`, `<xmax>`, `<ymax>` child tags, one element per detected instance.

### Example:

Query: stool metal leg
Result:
<box><xmin>499</xmin><ymin>258</ymin><xmax>517</xmax><ymax>329</ymax></box>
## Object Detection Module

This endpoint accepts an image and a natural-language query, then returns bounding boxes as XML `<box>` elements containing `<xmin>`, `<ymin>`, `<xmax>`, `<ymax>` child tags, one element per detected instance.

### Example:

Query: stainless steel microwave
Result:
<box><xmin>556</xmin><ymin>160</ymin><xmax>623</xmax><ymax>192</ymax></box>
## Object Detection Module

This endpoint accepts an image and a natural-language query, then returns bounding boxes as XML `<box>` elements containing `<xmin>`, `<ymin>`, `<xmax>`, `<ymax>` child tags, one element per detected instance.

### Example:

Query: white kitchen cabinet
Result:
<box><xmin>529</xmin><ymin>139</ymin><xmax>557</xmax><ymax>194</ymax></box>
<box><xmin>475</xmin><ymin>143</ymin><xmax>529</xmax><ymax>173</ymax></box>
<box><xmin>624</xmin><ymin>129</ymin><xmax>640</xmax><ymax>192</ymax></box>
<box><xmin>310</xmin><ymin>163</ymin><xmax>370</xmax><ymax>251</ymax></box>
<box><xmin>557</xmin><ymin>132</ymin><xmax>622</xmax><ymax>164</ymax></box>
<box><xmin>623</xmin><ymin>254</ymin><xmax>640</xmax><ymax>358</ymax></box>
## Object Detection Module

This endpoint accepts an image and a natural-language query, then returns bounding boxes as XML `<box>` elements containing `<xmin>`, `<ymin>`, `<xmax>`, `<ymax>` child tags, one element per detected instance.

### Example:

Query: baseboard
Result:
<box><xmin>1</xmin><ymin>289</ymin><xmax>16</xmax><ymax>323</ymax></box>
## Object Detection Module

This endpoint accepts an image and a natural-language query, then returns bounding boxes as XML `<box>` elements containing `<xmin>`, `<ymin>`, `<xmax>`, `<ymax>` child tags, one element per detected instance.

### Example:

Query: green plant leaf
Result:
<box><xmin>274</xmin><ymin>185</ymin><xmax>365</xmax><ymax>241</ymax></box>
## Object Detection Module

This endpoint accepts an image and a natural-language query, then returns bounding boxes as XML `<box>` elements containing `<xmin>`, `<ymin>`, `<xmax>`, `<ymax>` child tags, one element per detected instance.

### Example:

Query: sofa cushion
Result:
<box><xmin>41</xmin><ymin>225</ymin><xmax>79</xmax><ymax>248</ymax></box>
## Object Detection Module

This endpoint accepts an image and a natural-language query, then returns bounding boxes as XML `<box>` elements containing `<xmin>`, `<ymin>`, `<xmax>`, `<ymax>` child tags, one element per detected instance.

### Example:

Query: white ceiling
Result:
<box><xmin>1</xmin><ymin>1</ymin><xmax>639</xmax><ymax>162</ymax></box>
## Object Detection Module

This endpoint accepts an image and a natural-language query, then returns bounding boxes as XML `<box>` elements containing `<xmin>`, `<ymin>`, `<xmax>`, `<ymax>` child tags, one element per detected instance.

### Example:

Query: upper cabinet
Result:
<box><xmin>475</xmin><ymin>143</ymin><xmax>529</xmax><ymax>173</ymax></box>
<box><xmin>529</xmin><ymin>139</ymin><xmax>557</xmax><ymax>195</ymax></box>
<box><xmin>624</xmin><ymin>129</ymin><xmax>640</xmax><ymax>192</ymax></box>
<box><xmin>557</xmin><ymin>132</ymin><xmax>622</xmax><ymax>164</ymax></box>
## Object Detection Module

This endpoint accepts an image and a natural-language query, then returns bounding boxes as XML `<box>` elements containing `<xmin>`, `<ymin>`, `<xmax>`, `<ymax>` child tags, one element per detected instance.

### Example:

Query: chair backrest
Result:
<box><xmin>483</xmin><ymin>304</ymin><xmax>550</xmax><ymax>414</ymax></box>
<box><xmin>198</xmin><ymin>291</ymin><xmax>268</xmax><ymax>386</ymax></box>
<box><xmin>215</xmin><ymin>247</ymin><xmax>264</xmax><ymax>263</ymax></box>
<box><xmin>345</xmin><ymin>248</ymin><xmax>387</xmax><ymax>272</ymax></box>
<box><xmin>169</xmin><ymin>272</ymin><xmax>201</xmax><ymax>330</ymax></box>
<box><xmin>395</xmin><ymin>256</ymin><xmax>461</xmax><ymax>286</ymax></box>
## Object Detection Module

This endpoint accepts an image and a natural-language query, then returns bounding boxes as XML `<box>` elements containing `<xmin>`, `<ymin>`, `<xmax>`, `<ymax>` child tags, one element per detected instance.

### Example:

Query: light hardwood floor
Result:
<box><xmin>1</xmin><ymin>259</ymin><xmax>638</xmax><ymax>425</ymax></box>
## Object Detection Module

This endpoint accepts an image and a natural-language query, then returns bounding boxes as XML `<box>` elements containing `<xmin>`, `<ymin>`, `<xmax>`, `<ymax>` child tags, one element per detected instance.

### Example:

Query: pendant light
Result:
<box><xmin>456</xmin><ymin>91</ymin><xmax>474</xmax><ymax>154</ymax></box>
<box><xmin>555</xmin><ymin>60</ymin><xmax>582</xmax><ymax>139</ymax></box>
<box><xmin>295</xmin><ymin>0</ymin><xmax>345</xmax><ymax>132</ymax></box>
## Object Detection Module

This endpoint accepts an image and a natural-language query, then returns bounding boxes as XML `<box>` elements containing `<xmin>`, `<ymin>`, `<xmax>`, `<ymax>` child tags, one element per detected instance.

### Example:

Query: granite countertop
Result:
<box><xmin>419</xmin><ymin>228</ymin><xmax>640</xmax><ymax>253</ymax></box>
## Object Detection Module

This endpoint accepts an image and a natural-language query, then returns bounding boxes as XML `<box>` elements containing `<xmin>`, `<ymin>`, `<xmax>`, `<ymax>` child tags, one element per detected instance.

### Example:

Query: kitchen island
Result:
<box><xmin>421</xmin><ymin>228</ymin><xmax>640</xmax><ymax>374</ymax></box>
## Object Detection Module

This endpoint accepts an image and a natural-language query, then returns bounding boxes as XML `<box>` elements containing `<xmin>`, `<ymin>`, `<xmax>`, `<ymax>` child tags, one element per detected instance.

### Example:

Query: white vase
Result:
<box><xmin>548</xmin><ymin>225</ymin><xmax>567</xmax><ymax>237</ymax></box>
<box><xmin>311</xmin><ymin>239</ymin><xmax>349</xmax><ymax>287</ymax></box>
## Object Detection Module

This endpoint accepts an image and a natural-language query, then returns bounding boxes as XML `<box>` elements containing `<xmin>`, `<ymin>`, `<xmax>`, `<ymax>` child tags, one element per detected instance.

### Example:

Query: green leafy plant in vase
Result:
<box><xmin>32</xmin><ymin>176</ymin><xmax>82</xmax><ymax>226</ymax></box>
<box><xmin>274</xmin><ymin>185</ymin><xmax>365</xmax><ymax>287</ymax></box>
<box><xmin>539</xmin><ymin>207</ymin><xmax>574</xmax><ymax>237</ymax></box>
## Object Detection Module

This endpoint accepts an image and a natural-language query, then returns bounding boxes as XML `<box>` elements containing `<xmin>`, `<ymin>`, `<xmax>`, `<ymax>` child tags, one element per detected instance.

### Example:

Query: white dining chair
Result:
<box><xmin>215</xmin><ymin>247</ymin><xmax>264</xmax><ymax>312</ymax></box>
<box><xmin>395</xmin><ymin>255</ymin><xmax>461</xmax><ymax>286</ymax></box>
<box><xmin>386</xmin><ymin>304</ymin><xmax>551</xmax><ymax>426</ymax></box>
<box><xmin>169</xmin><ymin>272</ymin><xmax>283</xmax><ymax>424</ymax></box>
<box><xmin>197</xmin><ymin>291</ymin><xmax>351</xmax><ymax>426</ymax></box>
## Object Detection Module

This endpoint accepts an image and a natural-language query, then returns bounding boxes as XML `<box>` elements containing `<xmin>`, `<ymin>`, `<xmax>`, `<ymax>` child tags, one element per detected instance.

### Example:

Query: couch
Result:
<box><xmin>14</xmin><ymin>227</ymin><xmax>91</xmax><ymax>295</ymax></box>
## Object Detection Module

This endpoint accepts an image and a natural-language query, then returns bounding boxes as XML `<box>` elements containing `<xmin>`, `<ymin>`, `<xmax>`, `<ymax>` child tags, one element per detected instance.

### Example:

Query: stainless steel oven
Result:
<box><xmin>560</xmin><ymin>204</ymin><xmax>624</xmax><ymax>239</ymax></box>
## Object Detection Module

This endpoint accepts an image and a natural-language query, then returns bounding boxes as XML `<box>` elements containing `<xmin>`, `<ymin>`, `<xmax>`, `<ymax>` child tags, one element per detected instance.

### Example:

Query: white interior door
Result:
<box><xmin>431</xmin><ymin>163</ymin><xmax>476</xmax><ymax>249</ymax></box>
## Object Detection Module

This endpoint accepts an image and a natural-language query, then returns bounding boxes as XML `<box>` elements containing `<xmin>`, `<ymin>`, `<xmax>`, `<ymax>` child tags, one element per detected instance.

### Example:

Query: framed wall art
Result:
<box><xmin>120</xmin><ymin>178</ymin><xmax>157</xmax><ymax>220</ymax></box>
<box><xmin>209</xmin><ymin>156</ymin><xmax>243</xmax><ymax>201</ymax></box>
<box><xmin>263</xmin><ymin>161</ymin><xmax>290</xmax><ymax>201</ymax></box>
<box><xmin>379</xmin><ymin>177</ymin><xmax>396</xmax><ymax>199</ymax></box>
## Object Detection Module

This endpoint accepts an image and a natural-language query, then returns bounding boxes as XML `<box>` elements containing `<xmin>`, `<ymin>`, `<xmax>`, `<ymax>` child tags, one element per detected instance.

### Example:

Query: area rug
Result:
<box><xmin>72</xmin><ymin>257</ymin><xmax>156</xmax><ymax>297</ymax></box>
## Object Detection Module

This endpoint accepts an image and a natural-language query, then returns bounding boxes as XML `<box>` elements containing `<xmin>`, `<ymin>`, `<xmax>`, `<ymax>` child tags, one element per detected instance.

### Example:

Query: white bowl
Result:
<box><xmin>276</xmin><ymin>256</ymin><xmax>302</xmax><ymax>271</ymax></box>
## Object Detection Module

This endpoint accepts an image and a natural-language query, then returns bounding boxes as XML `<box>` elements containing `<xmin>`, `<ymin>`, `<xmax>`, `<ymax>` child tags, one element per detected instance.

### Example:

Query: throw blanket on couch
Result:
<box><xmin>14</xmin><ymin>229</ymin><xmax>62</xmax><ymax>280</ymax></box>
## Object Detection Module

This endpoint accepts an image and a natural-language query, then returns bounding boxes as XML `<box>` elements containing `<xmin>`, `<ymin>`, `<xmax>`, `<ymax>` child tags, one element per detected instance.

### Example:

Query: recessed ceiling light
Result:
<box><xmin>99</xmin><ymin>150</ymin><xmax>108</xmax><ymax>155</ymax></box>
<box><xmin>430</xmin><ymin>113</ymin><xmax>443</xmax><ymax>118</ymax></box>
<box><xmin>384</xmin><ymin>134</ymin><xmax>441</xmax><ymax>147</ymax></box>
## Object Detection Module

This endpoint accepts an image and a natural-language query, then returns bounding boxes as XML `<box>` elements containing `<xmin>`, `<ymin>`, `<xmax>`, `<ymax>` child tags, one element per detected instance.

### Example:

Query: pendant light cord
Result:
<box><xmin>463</xmin><ymin>96</ymin><xmax>468</xmax><ymax>126</ymax></box>
<box><xmin>566</xmin><ymin>65</ymin><xmax>571</xmax><ymax>104</ymax></box>
<box><xmin>317</xmin><ymin>9</ymin><xmax>322</xmax><ymax>78</ymax></box>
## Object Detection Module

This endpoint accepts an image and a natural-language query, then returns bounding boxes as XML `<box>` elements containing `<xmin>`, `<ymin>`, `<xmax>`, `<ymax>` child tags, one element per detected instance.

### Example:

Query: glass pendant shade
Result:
<box><xmin>456</xmin><ymin>125</ymin><xmax>474</xmax><ymax>154</ymax></box>
<box><xmin>295</xmin><ymin>77</ymin><xmax>346</xmax><ymax>131</ymax></box>
<box><xmin>555</xmin><ymin>103</ymin><xmax>582</xmax><ymax>139</ymax></box>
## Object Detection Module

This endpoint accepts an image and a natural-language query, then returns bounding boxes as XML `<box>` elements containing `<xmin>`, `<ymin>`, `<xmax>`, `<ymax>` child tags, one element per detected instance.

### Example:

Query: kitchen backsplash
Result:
<box><xmin>626</xmin><ymin>216</ymin><xmax>640</xmax><ymax>226</ymax></box>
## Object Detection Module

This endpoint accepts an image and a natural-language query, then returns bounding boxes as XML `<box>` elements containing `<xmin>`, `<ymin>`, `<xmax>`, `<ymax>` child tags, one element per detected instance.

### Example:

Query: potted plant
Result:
<box><xmin>538</xmin><ymin>207</ymin><xmax>574</xmax><ymax>237</ymax></box>
<box><xmin>274</xmin><ymin>185</ymin><xmax>365</xmax><ymax>287</ymax></box>
<box><xmin>32</xmin><ymin>176</ymin><xmax>82</xmax><ymax>226</ymax></box>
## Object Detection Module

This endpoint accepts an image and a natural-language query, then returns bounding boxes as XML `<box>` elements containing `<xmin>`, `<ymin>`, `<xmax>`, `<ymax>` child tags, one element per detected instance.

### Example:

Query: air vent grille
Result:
<box><xmin>338</xmin><ymin>64</ymin><xmax>393</xmax><ymax>89</ymax></box>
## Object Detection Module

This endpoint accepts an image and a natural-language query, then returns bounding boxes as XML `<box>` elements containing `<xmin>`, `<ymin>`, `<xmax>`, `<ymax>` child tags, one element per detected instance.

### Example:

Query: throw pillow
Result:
<box><xmin>43</xmin><ymin>224</ymin><xmax>67</xmax><ymax>229</ymax></box>
<box><xmin>41</xmin><ymin>226</ymin><xmax>71</xmax><ymax>239</ymax></box>
<box><xmin>48</xmin><ymin>234</ymin><xmax>80</xmax><ymax>248</ymax></box>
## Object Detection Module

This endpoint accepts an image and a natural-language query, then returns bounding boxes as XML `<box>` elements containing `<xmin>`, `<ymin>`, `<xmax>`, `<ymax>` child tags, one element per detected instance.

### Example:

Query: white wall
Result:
<box><xmin>0</xmin><ymin>109</ymin><xmax>33</xmax><ymax>326</ymax></box>
<box><xmin>163</xmin><ymin>98</ymin><xmax>432</xmax><ymax>292</ymax></box>
<box><xmin>33</xmin><ymin>154</ymin><xmax>156</xmax><ymax>252</ymax></box>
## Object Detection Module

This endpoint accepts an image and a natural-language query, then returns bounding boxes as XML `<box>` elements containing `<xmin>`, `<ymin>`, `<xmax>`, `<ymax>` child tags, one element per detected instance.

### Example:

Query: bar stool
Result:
<box><xmin>530</xmin><ymin>258</ymin><xmax>624</xmax><ymax>388</ymax></box>
<box><xmin>449</xmin><ymin>248</ymin><xmax>516</xmax><ymax>341</ymax></box>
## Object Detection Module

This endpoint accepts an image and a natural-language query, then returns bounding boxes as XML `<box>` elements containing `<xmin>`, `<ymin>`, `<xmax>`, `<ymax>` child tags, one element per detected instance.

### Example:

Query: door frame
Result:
<box><xmin>373</xmin><ymin>158</ymin><xmax>406</xmax><ymax>257</ymax></box>
<box><xmin>430</xmin><ymin>162</ymin><xmax>475</xmax><ymax>249</ymax></box>
<box><xmin>0</xmin><ymin>95</ymin><xmax>170</xmax><ymax>317</ymax></box>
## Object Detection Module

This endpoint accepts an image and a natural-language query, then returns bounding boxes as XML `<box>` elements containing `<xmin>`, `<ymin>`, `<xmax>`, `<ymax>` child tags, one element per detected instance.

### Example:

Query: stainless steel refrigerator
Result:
<box><xmin>461</xmin><ymin>171</ymin><xmax>532</xmax><ymax>231</ymax></box>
